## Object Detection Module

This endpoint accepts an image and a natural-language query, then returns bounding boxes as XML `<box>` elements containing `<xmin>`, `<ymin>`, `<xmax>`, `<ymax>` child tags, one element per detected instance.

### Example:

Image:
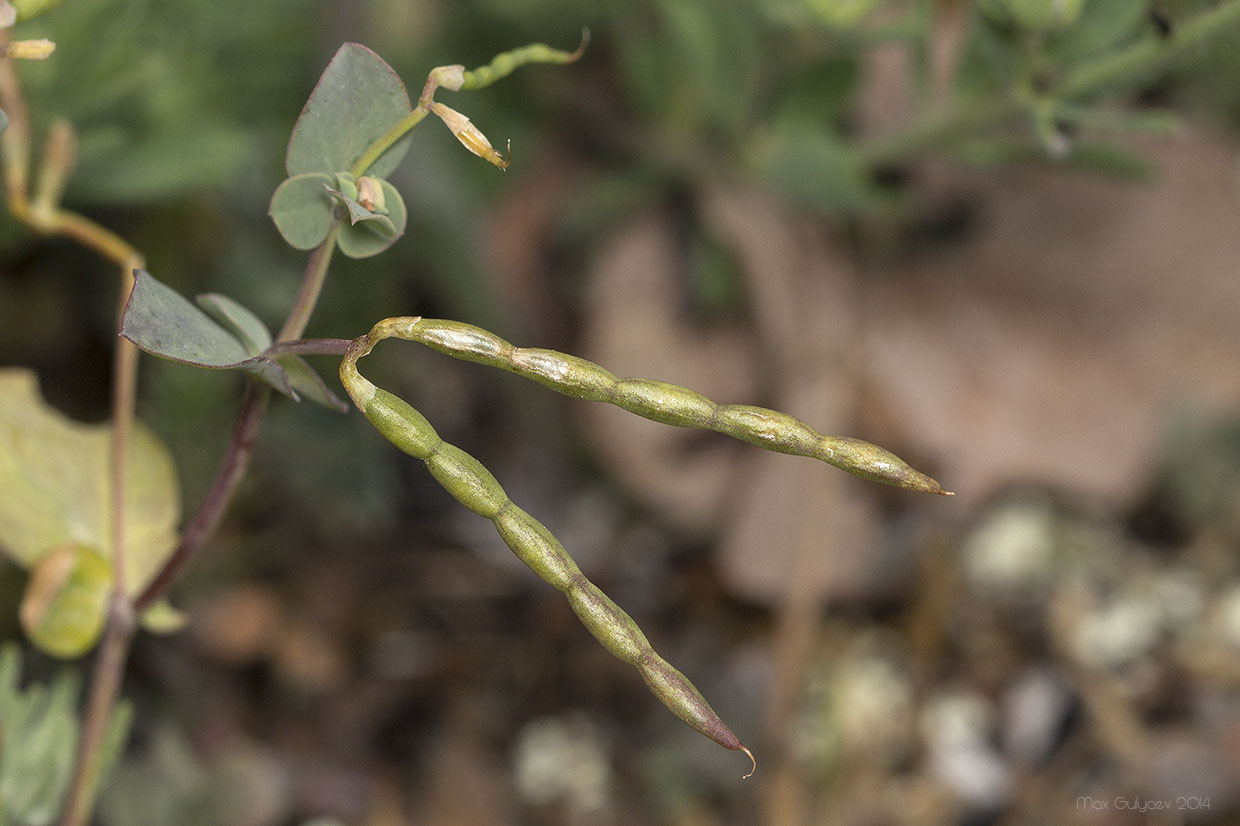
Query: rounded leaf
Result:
<box><xmin>285</xmin><ymin>43</ymin><xmax>414</xmax><ymax>178</ymax></box>
<box><xmin>337</xmin><ymin>178</ymin><xmax>407</xmax><ymax>259</ymax></box>
<box><xmin>270</xmin><ymin>172</ymin><xmax>336</xmax><ymax>251</ymax></box>
<box><xmin>20</xmin><ymin>544</ymin><xmax>111</xmax><ymax>658</ymax></box>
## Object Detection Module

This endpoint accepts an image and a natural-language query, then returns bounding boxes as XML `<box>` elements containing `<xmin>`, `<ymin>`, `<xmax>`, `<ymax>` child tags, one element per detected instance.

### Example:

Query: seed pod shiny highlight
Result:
<box><xmin>356</xmin><ymin>317</ymin><xmax>952</xmax><ymax>495</ymax></box>
<box><xmin>340</xmin><ymin>339</ymin><xmax>754</xmax><ymax>773</ymax></box>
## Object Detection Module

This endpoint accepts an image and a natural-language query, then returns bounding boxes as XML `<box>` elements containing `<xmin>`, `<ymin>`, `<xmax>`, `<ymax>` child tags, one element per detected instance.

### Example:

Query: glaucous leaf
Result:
<box><xmin>269</xmin><ymin>172</ymin><xmax>336</xmax><ymax>251</ymax></box>
<box><xmin>337</xmin><ymin>178</ymin><xmax>406</xmax><ymax>259</ymax></box>
<box><xmin>324</xmin><ymin>184</ymin><xmax>396</xmax><ymax>234</ymax></box>
<box><xmin>0</xmin><ymin>370</ymin><xmax>180</xmax><ymax>601</ymax></box>
<box><xmin>285</xmin><ymin>43</ymin><xmax>413</xmax><ymax>178</ymax></box>
<box><xmin>196</xmin><ymin>293</ymin><xmax>273</xmax><ymax>356</ymax></box>
<box><xmin>121</xmin><ymin>271</ymin><xmax>296</xmax><ymax>398</ymax></box>
<box><xmin>279</xmin><ymin>357</ymin><xmax>349</xmax><ymax>412</ymax></box>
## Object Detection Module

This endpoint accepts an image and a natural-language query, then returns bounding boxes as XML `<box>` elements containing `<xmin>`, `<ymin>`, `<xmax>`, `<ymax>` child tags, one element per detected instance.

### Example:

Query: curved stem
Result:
<box><xmin>137</xmin><ymin>226</ymin><xmax>341</xmax><ymax>611</ymax></box>
<box><xmin>134</xmin><ymin>381</ymin><xmax>270</xmax><ymax>612</ymax></box>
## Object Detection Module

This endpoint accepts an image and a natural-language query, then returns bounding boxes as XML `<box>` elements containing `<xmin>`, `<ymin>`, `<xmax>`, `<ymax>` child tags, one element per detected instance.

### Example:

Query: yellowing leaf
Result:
<box><xmin>19</xmin><ymin>544</ymin><xmax>111</xmax><ymax>658</ymax></box>
<box><xmin>0</xmin><ymin>369</ymin><xmax>181</xmax><ymax>597</ymax></box>
<box><xmin>139</xmin><ymin>599</ymin><xmax>188</xmax><ymax>634</ymax></box>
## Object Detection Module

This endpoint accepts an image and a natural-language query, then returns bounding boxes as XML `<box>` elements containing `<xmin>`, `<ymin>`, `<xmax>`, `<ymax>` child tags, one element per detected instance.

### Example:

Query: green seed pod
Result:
<box><xmin>354</xmin><ymin>317</ymin><xmax>952</xmax><ymax>495</ymax></box>
<box><xmin>341</xmin><ymin>332</ymin><xmax>755</xmax><ymax>775</ymax></box>
<box><xmin>459</xmin><ymin>28</ymin><xmax>590</xmax><ymax>90</ymax></box>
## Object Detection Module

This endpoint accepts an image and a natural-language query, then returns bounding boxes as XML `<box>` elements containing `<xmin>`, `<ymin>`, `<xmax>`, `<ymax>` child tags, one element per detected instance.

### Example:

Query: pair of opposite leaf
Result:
<box><xmin>268</xmin><ymin>44</ymin><xmax>412</xmax><ymax>258</ymax></box>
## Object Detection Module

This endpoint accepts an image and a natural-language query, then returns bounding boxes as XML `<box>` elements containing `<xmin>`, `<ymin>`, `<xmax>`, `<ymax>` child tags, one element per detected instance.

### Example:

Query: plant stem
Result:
<box><xmin>108</xmin><ymin>271</ymin><xmax>141</xmax><ymax>600</ymax></box>
<box><xmin>136</xmin><ymin>229</ymin><xmax>340</xmax><ymax>612</ymax></box>
<box><xmin>265</xmin><ymin>337</ymin><xmax>353</xmax><ymax>358</ymax></box>
<box><xmin>133</xmin><ymin>368</ymin><xmax>271</xmax><ymax>613</ymax></box>
<box><xmin>57</xmin><ymin>602</ymin><xmax>134</xmax><ymax>826</ymax></box>
<box><xmin>276</xmin><ymin>227</ymin><xmax>340</xmax><ymax>341</ymax></box>
<box><xmin>349</xmin><ymin>107</ymin><xmax>430</xmax><ymax>179</ymax></box>
<box><xmin>860</xmin><ymin>0</ymin><xmax>1240</xmax><ymax>167</ymax></box>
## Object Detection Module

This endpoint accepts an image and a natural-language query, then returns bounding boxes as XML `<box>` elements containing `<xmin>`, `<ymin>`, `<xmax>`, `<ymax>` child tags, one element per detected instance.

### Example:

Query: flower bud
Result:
<box><xmin>356</xmin><ymin>176</ymin><xmax>385</xmax><ymax>212</ymax></box>
<box><xmin>430</xmin><ymin>102</ymin><xmax>511</xmax><ymax>169</ymax></box>
<box><xmin>3</xmin><ymin>38</ymin><xmax>55</xmax><ymax>60</ymax></box>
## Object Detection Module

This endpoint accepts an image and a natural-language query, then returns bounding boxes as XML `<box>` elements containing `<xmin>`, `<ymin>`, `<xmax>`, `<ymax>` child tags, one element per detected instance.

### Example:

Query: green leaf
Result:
<box><xmin>752</xmin><ymin>125</ymin><xmax>877</xmax><ymax>214</ymax></box>
<box><xmin>1045</xmin><ymin>0</ymin><xmax>1145</xmax><ymax>63</ymax></box>
<box><xmin>285</xmin><ymin>43</ymin><xmax>413</xmax><ymax>178</ymax></box>
<box><xmin>278</xmin><ymin>357</ymin><xmax>348</xmax><ymax>413</ymax></box>
<box><xmin>121</xmin><ymin>271</ymin><xmax>296</xmax><ymax>399</ymax></box>
<box><xmin>0</xmin><ymin>670</ymin><xmax>79</xmax><ymax>826</ymax></box>
<box><xmin>269</xmin><ymin>172</ymin><xmax>336</xmax><ymax>251</ymax></box>
<box><xmin>19</xmin><ymin>544</ymin><xmax>111</xmax><ymax>659</ymax></box>
<box><xmin>324</xmin><ymin>184</ymin><xmax>395</xmax><ymax>233</ymax></box>
<box><xmin>0</xmin><ymin>369</ymin><xmax>181</xmax><ymax>603</ymax></box>
<box><xmin>0</xmin><ymin>107</ymin><xmax>8</xmax><ymax>137</ymax></box>
<box><xmin>0</xmin><ymin>644</ymin><xmax>133</xmax><ymax>826</ymax></box>
<box><xmin>336</xmin><ymin>178</ymin><xmax>406</xmax><ymax>259</ymax></box>
<box><xmin>139</xmin><ymin>599</ymin><xmax>188</xmax><ymax>635</ymax></box>
<box><xmin>195</xmin><ymin>293</ymin><xmax>273</xmax><ymax>356</ymax></box>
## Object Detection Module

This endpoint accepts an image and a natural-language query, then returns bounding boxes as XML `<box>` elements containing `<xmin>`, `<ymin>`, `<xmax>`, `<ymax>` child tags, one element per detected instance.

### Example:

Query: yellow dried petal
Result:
<box><xmin>4</xmin><ymin>38</ymin><xmax>55</xmax><ymax>60</ymax></box>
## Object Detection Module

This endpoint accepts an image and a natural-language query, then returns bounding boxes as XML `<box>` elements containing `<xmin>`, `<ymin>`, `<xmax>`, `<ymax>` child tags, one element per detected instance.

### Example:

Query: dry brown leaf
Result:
<box><xmin>863</xmin><ymin>128</ymin><xmax>1240</xmax><ymax>503</ymax></box>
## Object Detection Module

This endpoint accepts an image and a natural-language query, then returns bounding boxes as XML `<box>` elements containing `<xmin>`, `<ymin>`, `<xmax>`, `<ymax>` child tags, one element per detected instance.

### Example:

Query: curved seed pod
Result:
<box><xmin>355</xmin><ymin>317</ymin><xmax>952</xmax><ymax>495</ymax></box>
<box><xmin>459</xmin><ymin>28</ymin><xmax>590</xmax><ymax>90</ymax></box>
<box><xmin>340</xmin><ymin>340</ymin><xmax>755</xmax><ymax>775</ymax></box>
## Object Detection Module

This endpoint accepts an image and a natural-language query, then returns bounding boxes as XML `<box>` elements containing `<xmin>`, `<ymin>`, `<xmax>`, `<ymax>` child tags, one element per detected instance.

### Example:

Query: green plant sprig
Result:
<box><xmin>340</xmin><ymin>330</ymin><xmax>756</xmax><ymax>776</ymax></box>
<box><xmin>348</xmin><ymin>30</ymin><xmax>588</xmax><ymax>180</ymax></box>
<box><xmin>351</xmin><ymin>316</ymin><xmax>951</xmax><ymax>495</ymax></box>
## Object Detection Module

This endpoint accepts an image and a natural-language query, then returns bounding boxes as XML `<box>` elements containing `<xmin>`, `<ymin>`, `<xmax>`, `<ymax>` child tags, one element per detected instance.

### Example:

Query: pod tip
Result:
<box><xmin>739</xmin><ymin>744</ymin><xmax>756</xmax><ymax>779</ymax></box>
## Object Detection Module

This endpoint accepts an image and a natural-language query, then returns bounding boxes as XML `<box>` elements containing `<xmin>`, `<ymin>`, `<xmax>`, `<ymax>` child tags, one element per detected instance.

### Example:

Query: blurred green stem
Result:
<box><xmin>860</xmin><ymin>0</ymin><xmax>1240</xmax><ymax>167</ymax></box>
<box><xmin>1</xmin><ymin>46</ymin><xmax>147</xmax><ymax>826</ymax></box>
<box><xmin>57</xmin><ymin>604</ymin><xmax>134</xmax><ymax>826</ymax></box>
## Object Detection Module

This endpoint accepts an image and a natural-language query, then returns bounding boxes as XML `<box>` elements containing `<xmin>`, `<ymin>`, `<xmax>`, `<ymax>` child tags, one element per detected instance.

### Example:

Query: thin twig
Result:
<box><xmin>276</xmin><ymin>227</ymin><xmax>340</xmax><ymax>342</ymax></box>
<box><xmin>133</xmin><ymin>380</ymin><xmax>270</xmax><ymax>613</ymax></box>
<box><xmin>265</xmin><ymin>337</ymin><xmax>353</xmax><ymax>358</ymax></box>
<box><xmin>57</xmin><ymin>603</ymin><xmax>134</xmax><ymax>826</ymax></box>
<box><xmin>135</xmin><ymin>226</ymin><xmax>341</xmax><ymax>613</ymax></box>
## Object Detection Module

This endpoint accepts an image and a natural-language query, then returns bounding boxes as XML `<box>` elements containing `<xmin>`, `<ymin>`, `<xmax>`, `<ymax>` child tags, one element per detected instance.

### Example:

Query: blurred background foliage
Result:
<box><xmin>3</xmin><ymin>0</ymin><xmax>1240</xmax><ymax>824</ymax></box>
